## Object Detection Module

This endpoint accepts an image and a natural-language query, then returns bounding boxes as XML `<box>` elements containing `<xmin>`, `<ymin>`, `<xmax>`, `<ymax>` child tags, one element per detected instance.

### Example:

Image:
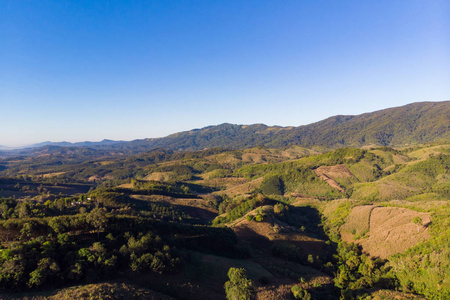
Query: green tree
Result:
<box><xmin>86</xmin><ymin>208</ymin><xmax>108</xmax><ymax>239</ymax></box>
<box><xmin>15</xmin><ymin>202</ymin><xmax>30</xmax><ymax>218</ymax></box>
<box><xmin>224</xmin><ymin>267</ymin><xmax>254</xmax><ymax>300</ymax></box>
<box><xmin>291</xmin><ymin>285</ymin><xmax>311</xmax><ymax>300</ymax></box>
<box><xmin>0</xmin><ymin>202</ymin><xmax>9</xmax><ymax>219</ymax></box>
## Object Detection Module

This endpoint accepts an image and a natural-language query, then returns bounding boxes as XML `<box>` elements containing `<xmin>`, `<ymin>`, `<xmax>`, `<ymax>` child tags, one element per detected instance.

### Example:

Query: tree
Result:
<box><xmin>291</xmin><ymin>285</ymin><xmax>311</xmax><ymax>300</ymax></box>
<box><xmin>15</xmin><ymin>202</ymin><xmax>30</xmax><ymax>218</ymax></box>
<box><xmin>0</xmin><ymin>202</ymin><xmax>9</xmax><ymax>219</ymax></box>
<box><xmin>224</xmin><ymin>267</ymin><xmax>254</xmax><ymax>300</ymax></box>
<box><xmin>86</xmin><ymin>208</ymin><xmax>108</xmax><ymax>239</ymax></box>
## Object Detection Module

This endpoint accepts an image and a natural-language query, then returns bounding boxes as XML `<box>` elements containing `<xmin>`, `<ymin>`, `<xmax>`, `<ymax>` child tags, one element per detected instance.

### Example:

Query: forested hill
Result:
<box><xmin>126</xmin><ymin>101</ymin><xmax>450</xmax><ymax>150</ymax></box>
<box><xmin>2</xmin><ymin>101</ymin><xmax>449</xmax><ymax>158</ymax></box>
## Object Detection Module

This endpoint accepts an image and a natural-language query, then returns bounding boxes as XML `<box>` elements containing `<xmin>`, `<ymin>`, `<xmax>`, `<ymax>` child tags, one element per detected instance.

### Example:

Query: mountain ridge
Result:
<box><xmin>1</xmin><ymin>101</ymin><xmax>448</xmax><ymax>157</ymax></box>
<box><xmin>126</xmin><ymin>101</ymin><xmax>449</xmax><ymax>151</ymax></box>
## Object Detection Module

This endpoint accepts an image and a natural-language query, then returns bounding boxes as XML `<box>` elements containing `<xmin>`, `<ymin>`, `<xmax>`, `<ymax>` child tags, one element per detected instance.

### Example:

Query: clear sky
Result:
<box><xmin>1</xmin><ymin>1</ymin><xmax>449</xmax><ymax>147</ymax></box>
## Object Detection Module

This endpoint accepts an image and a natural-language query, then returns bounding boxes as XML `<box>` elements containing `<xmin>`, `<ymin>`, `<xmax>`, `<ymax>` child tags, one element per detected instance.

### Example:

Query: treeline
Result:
<box><xmin>0</xmin><ymin>225</ymin><xmax>178</xmax><ymax>289</ymax></box>
<box><xmin>213</xmin><ymin>194</ymin><xmax>268</xmax><ymax>225</ymax></box>
<box><xmin>0</xmin><ymin>209</ymin><xmax>248</xmax><ymax>291</ymax></box>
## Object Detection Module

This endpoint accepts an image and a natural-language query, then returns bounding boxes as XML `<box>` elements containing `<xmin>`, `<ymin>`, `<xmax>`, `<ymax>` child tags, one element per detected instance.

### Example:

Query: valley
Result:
<box><xmin>0</xmin><ymin>102</ymin><xmax>449</xmax><ymax>299</ymax></box>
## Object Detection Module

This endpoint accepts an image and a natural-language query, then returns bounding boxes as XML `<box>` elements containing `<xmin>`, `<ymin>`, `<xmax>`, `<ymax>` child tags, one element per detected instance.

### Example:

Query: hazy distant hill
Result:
<box><xmin>127</xmin><ymin>101</ymin><xmax>449</xmax><ymax>150</ymax></box>
<box><xmin>29</xmin><ymin>139</ymin><xmax>124</xmax><ymax>148</ymax></box>
<box><xmin>1</xmin><ymin>101</ymin><xmax>448</xmax><ymax>158</ymax></box>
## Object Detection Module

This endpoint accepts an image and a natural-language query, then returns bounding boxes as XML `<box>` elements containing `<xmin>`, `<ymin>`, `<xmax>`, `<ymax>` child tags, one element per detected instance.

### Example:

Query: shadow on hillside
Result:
<box><xmin>281</xmin><ymin>205</ymin><xmax>328</xmax><ymax>240</ymax></box>
<box><xmin>174</xmin><ymin>204</ymin><xmax>218</xmax><ymax>224</ymax></box>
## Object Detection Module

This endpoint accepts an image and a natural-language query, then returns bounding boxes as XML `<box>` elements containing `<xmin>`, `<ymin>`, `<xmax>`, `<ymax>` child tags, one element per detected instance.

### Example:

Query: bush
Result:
<box><xmin>291</xmin><ymin>285</ymin><xmax>311</xmax><ymax>300</ymax></box>
<box><xmin>224</xmin><ymin>267</ymin><xmax>254</xmax><ymax>300</ymax></box>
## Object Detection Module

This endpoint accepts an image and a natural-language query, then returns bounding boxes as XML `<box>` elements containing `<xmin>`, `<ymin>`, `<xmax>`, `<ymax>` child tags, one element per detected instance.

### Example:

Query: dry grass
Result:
<box><xmin>242</xmin><ymin>153</ymin><xmax>266</xmax><ymax>164</ymax></box>
<box><xmin>229</xmin><ymin>206</ymin><xmax>325</xmax><ymax>256</ymax></box>
<box><xmin>1</xmin><ymin>282</ymin><xmax>176</xmax><ymax>300</ymax></box>
<box><xmin>214</xmin><ymin>177</ymin><xmax>264</xmax><ymax>197</ymax></box>
<box><xmin>341</xmin><ymin>205</ymin><xmax>431</xmax><ymax>259</ymax></box>
<box><xmin>407</xmin><ymin>144</ymin><xmax>450</xmax><ymax>161</ymax></box>
<box><xmin>370</xmin><ymin>289</ymin><xmax>426</xmax><ymax>299</ymax></box>
<box><xmin>41</xmin><ymin>172</ymin><xmax>66</xmax><ymax>178</ymax></box>
<box><xmin>195</xmin><ymin>252</ymin><xmax>275</xmax><ymax>282</ymax></box>
<box><xmin>392</xmin><ymin>154</ymin><xmax>409</xmax><ymax>164</ymax></box>
<box><xmin>340</xmin><ymin>205</ymin><xmax>377</xmax><ymax>238</ymax></box>
<box><xmin>143</xmin><ymin>172</ymin><xmax>174</xmax><ymax>181</ymax></box>
<box><xmin>255</xmin><ymin>284</ymin><xmax>293</xmax><ymax>300</ymax></box>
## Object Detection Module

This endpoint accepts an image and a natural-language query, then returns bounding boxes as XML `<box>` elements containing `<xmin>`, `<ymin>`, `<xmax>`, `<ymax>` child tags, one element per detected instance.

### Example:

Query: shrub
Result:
<box><xmin>224</xmin><ymin>267</ymin><xmax>254</xmax><ymax>300</ymax></box>
<box><xmin>291</xmin><ymin>285</ymin><xmax>311</xmax><ymax>300</ymax></box>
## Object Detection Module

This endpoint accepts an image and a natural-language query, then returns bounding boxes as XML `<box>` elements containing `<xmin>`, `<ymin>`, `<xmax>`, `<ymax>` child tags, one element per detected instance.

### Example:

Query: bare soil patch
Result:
<box><xmin>314</xmin><ymin>164</ymin><xmax>353</xmax><ymax>193</ymax></box>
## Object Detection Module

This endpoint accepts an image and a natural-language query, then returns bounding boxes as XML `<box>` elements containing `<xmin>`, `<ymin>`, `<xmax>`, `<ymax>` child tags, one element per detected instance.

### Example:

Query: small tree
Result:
<box><xmin>224</xmin><ymin>267</ymin><xmax>254</xmax><ymax>300</ymax></box>
<box><xmin>412</xmin><ymin>216</ymin><xmax>422</xmax><ymax>233</ymax></box>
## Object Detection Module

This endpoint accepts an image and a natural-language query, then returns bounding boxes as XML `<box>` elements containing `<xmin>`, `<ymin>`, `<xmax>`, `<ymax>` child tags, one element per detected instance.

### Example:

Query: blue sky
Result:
<box><xmin>1</xmin><ymin>1</ymin><xmax>449</xmax><ymax>147</ymax></box>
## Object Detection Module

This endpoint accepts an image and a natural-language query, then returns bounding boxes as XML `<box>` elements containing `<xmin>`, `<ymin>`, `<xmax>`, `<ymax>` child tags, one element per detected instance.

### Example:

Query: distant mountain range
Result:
<box><xmin>1</xmin><ymin>101</ymin><xmax>448</xmax><ymax>158</ymax></box>
<box><xmin>28</xmin><ymin>139</ymin><xmax>124</xmax><ymax>149</ymax></box>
